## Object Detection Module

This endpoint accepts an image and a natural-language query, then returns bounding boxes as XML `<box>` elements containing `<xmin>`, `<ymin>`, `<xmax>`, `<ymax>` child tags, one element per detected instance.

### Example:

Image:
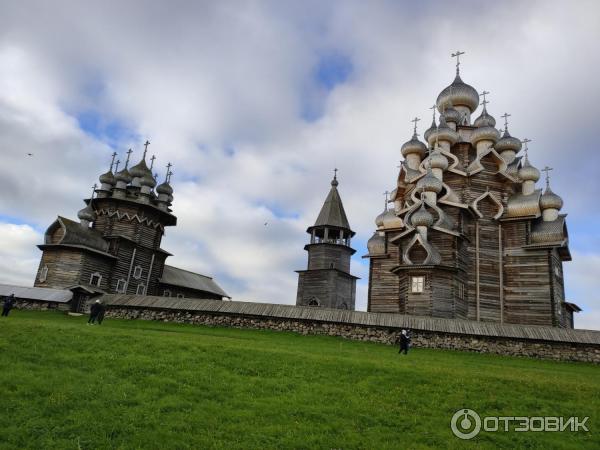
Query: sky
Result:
<box><xmin>0</xmin><ymin>0</ymin><xmax>599</xmax><ymax>330</ymax></box>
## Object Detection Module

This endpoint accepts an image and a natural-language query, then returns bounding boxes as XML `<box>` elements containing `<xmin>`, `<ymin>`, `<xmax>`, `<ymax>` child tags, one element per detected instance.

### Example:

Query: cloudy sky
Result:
<box><xmin>1</xmin><ymin>0</ymin><xmax>599</xmax><ymax>329</ymax></box>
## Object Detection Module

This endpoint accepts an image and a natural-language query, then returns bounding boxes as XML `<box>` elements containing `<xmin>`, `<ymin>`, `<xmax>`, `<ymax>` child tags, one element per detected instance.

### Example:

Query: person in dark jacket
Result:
<box><xmin>96</xmin><ymin>302</ymin><xmax>106</xmax><ymax>325</ymax></box>
<box><xmin>88</xmin><ymin>300</ymin><xmax>102</xmax><ymax>324</ymax></box>
<box><xmin>398</xmin><ymin>329</ymin><xmax>411</xmax><ymax>355</ymax></box>
<box><xmin>1</xmin><ymin>294</ymin><xmax>16</xmax><ymax>317</ymax></box>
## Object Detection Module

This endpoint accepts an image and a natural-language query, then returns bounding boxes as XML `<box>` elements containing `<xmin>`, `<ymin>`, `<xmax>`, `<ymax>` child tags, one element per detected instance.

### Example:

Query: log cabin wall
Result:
<box><xmin>307</xmin><ymin>244</ymin><xmax>352</xmax><ymax>272</ymax></box>
<box><xmin>367</xmin><ymin>240</ymin><xmax>401</xmax><ymax>313</ymax></box>
<box><xmin>34</xmin><ymin>248</ymin><xmax>82</xmax><ymax>289</ymax></box>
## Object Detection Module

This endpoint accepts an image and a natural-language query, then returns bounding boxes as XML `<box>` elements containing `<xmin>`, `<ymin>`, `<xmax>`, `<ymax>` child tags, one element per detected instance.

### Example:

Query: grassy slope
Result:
<box><xmin>0</xmin><ymin>311</ymin><xmax>598</xmax><ymax>450</ymax></box>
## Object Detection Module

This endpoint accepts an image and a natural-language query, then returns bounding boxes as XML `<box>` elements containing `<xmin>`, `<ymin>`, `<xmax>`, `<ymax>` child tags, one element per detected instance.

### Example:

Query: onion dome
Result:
<box><xmin>411</xmin><ymin>203</ymin><xmax>434</xmax><ymax>227</ymax></box>
<box><xmin>130</xmin><ymin>157</ymin><xmax>152</xmax><ymax>179</ymax></box>
<box><xmin>471</xmin><ymin>124</ymin><xmax>500</xmax><ymax>145</ymax></box>
<box><xmin>416</xmin><ymin>168</ymin><xmax>443</xmax><ymax>194</ymax></box>
<box><xmin>367</xmin><ymin>232</ymin><xmax>386</xmax><ymax>255</ymax></box>
<box><xmin>494</xmin><ymin>129</ymin><xmax>522</xmax><ymax>154</ymax></box>
<box><xmin>540</xmin><ymin>187</ymin><xmax>563</xmax><ymax>210</ymax></box>
<box><xmin>114</xmin><ymin>167</ymin><xmax>132</xmax><ymax>184</ymax></box>
<box><xmin>382</xmin><ymin>210</ymin><xmax>403</xmax><ymax>229</ymax></box>
<box><xmin>426</xmin><ymin>115</ymin><xmax>459</xmax><ymax>146</ymax></box>
<box><xmin>474</xmin><ymin>107</ymin><xmax>496</xmax><ymax>128</ymax></box>
<box><xmin>518</xmin><ymin>157</ymin><xmax>540</xmax><ymax>182</ymax></box>
<box><xmin>98</xmin><ymin>170</ymin><xmax>115</xmax><ymax>186</ymax></box>
<box><xmin>443</xmin><ymin>106</ymin><xmax>461</xmax><ymax>125</ymax></box>
<box><xmin>375</xmin><ymin>209</ymin><xmax>386</xmax><ymax>229</ymax></box>
<box><xmin>156</xmin><ymin>181</ymin><xmax>173</xmax><ymax>196</ymax></box>
<box><xmin>423</xmin><ymin>118</ymin><xmax>437</xmax><ymax>143</ymax></box>
<box><xmin>77</xmin><ymin>203</ymin><xmax>96</xmax><ymax>222</ymax></box>
<box><xmin>436</xmin><ymin>74</ymin><xmax>480</xmax><ymax>113</ymax></box>
<box><xmin>428</xmin><ymin>148</ymin><xmax>448</xmax><ymax>171</ymax></box>
<box><xmin>401</xmin><ymin>132</ymin><xmax>427</xmax><ymax>158</ymax></box>
<box><xmin>141</xmin><ymin>172</ymin><xmax>157</xmax><ymax>188</ymax></box>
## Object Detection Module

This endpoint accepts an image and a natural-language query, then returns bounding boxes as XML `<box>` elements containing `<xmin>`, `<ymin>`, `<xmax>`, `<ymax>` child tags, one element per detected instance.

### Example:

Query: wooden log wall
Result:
<box><xmin>307</xmin><ymin>244</ymin><xmax>352</xmax><ymax>273</ymax></box>
<box><xmin>34</xmin><ymin>248</ymin><xmax>82</xmax><ymax>289</ymax></box>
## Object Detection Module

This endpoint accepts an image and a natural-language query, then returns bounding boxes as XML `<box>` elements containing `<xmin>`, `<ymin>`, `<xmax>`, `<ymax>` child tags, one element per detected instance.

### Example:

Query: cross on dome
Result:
<box><xmin>501</xmin><ymin>112</ymin><xmax>511</xmax><ymax>131</ymax></box>
<box><xmin>109</xmin><ymin>152</ymin><xmax>117</xmax><ymax>171</ymax></box>
<box><xmin>411</xmin><ymin>117</ymin><xmax>421</xmax><ymax>135</ymax></box>
<box><xmin>125</xmin><ymin>149</ymin><xmax>133</xmax><ymax>168</ymax></box>
<box><xmin>451</xmin><ymin>50</ymin><xmax>465</xmax><ymax>75</ymax></box>
<box><xmin>542</xmin><ymin>166</ymin><xmax>553</xmax><ymax>188</ymax></box>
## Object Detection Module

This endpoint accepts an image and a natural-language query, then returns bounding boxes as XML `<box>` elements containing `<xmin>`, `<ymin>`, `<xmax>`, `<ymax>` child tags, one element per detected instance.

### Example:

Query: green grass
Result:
<box><xmin>0</xmin><ymin>311</ymin><xmax>598</xmax><ymax>449</ymax></box>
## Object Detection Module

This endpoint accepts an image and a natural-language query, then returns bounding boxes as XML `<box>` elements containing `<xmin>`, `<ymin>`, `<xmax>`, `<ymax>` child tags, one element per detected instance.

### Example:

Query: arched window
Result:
<box><xmin>163</xmin><ymin>290</ymin><xmax>171</xmax><ymax>297</ymax></box>
<box><xmin>133</xmin><ymin>265</ymin><xmax>143</xmax><ymax>279</ymax></box>
<box><xmin>176</xmin><ymin>293</ymin><xmax>185</xmax><ymax>299</ymax></box>
<box><xmin>38</xmin><ymin>265</ymin><xmax>48</xmax><ymax>283</ymax></box>
<box><xmin>340</xmin><ymin>302</ymin><xmax>348</xmax><ymax>310</ymax></box>
<box><xmin>90</xmin><ymin>272</ymin><xmax>102</xmax><ymax>287</ymax></box>
<box><xmin>136</xmin><ymin>283</ymin><xmax>145</xmax><ymax>295</ymax></box>
<box><xmin>115</xmin><ymin>279</ymin><xmax>127</xmax><ymax>293</ymax></box>
<box><xmin>308</xmin><ymin>297</ymin><xmax>320</xmax><ymax>307</ymax></box>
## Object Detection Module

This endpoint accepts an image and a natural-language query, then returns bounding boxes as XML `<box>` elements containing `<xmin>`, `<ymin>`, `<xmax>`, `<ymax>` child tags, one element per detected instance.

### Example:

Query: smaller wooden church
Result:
<box><xmin>33</xmin><ymin>144</ymin><xmax>229</xmax><ymax>311</ymax></box>
<box><xmin>295</xmin><ymin>172</ymin><xmax>358</xmax><ymax>310</ymax></box>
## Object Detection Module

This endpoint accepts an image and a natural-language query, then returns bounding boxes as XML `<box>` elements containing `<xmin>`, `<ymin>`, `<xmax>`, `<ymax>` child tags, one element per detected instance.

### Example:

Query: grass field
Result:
<box><xmin>0</xmin><ymin>311</ymin><xmax>598</xmax><ymax>449</ymax></box>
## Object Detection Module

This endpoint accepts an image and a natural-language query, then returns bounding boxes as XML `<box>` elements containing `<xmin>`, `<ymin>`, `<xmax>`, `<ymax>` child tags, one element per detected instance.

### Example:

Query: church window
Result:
<box><xmin>308</xmin><ymin>298</ymin><xmax>320</xmax><ymax>307</ymax></box>
<box><xmin>90</xmin><ymin>272</ymin><xmax>102</xmax><ymax>287</ymax></box>
<box><xmin>410</xmin><ymin>276</ymin><xmax>424</xmax><ymax>293</ymax></box>
<box><xmin>136</xmin><ymin>283</ymin><xmax>145</xmax><ymax>295</ymax></box>
<box><xmin>177</xmin><ymin>294</ymin><xmax>184</xmax><ymax>299</ymax></box>
<box><xmin>133</xmin><ymin>265</ymin><xmax>143</xmax><ymax>279</ymax></box>
<box><xmin>38</xmin><ymin>265</ymin><xmax>48</xmax><ymax>283</ymax></box>
<box><xmin>457</xmin><ymin>282</ymin><xmax>465</xmax><ymax>300</ymax></box>
<box><xmin>163</xmin><ymin>290</ymin><xmax>171</xmax><ymax>297</ymax></box>
<box><xmin>340</xmin><ymin>302</ymin><xmax>348</xmax><ymax>309</ymax></box>
<box><xmin>116</xmin><ymin>279</ymin><xmax>126</xmax><ymax>293</ymax></box>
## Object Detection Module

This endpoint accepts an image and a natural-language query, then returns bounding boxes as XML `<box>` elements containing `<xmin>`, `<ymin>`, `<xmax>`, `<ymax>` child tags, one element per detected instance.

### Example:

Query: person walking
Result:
<box><xmin>398</xmin><ymin>329</ymin><xmax>411</xmax><ymax>355</ymax></box>
<box><xmin>96</xmin><ymin>301</ymin><xmax>106</xmax><ymax>325</ymax></box>
<box><xmin>88</xmin><ymin>300</ymin><xmax>102</xmax><ymax>325</ymax></box>
<box><xmin>1</xmin><ymin>294</ymin><xmax>16</xmax><ymax>317</ymax></box>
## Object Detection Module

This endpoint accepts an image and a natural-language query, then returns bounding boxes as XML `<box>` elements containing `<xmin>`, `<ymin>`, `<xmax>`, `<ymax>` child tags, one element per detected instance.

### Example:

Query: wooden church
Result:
<box><xmin>33</xmin><ymin>143</ymin><xmax>228</xmax><ymax>311</ymax></box>
<box><xmin>365</xmin><ymin>52</ymin><xmax>580</xmax><ymax>328</ymax></box>
<box><xmin>296</xmin><ymin>172</ymin><xmax>358</xmax><ymax>310</ymax></box>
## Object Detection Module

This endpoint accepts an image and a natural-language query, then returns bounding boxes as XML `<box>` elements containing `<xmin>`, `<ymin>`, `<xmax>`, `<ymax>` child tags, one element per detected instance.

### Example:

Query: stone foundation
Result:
<box><xmin>105</xmin><ymin>307</ymin><xmax>600</xmax><ymax>364</ymax></box>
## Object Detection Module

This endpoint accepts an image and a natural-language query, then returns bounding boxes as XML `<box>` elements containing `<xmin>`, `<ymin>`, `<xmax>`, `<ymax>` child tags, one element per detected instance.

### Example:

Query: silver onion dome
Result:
<box><xmin>401</xmin><ymin>132</ymin><xmax>428</xmax><ymax>158</ymax></box>
<box><xmin>426</xmin><ymin>116</ymin><xmax>459</xmax><ymax>146</ymax></box>
<box><xmin>423</xmin><ymin>118</ymin><xmax>437</xmax><ymax>143</ymax></box>
<box><xmin>443</xmin><ymin>106</ymin><xmax>461</xmax><ymax>124</ymax></box>
<box><xmin>540</xmin><ymin>187</ymin><xmax>563</xmax><ymax>210</ymax></box>
<box><xmin>518</xmin><ymin>158</ymin><xmax>541</xmax><ymax>182</ymax></box>
<box><xmin>436</xmin><ymin>74</ymin><xmax>480</xmax><ymax>113</ymax></box>
<box><xmin>367</xmin><ymin>232</ymin><xmax>386</xmax><ymax>255</ymax></box>
<box><xmin>471</xmin><ymin>125</ymin><xmax>500</xmax><ymax>145</ymax></box>
<box><xmin>114</xmin><ymin>168</ymin><xmax>132</xmax><ymax>184</ymax></box>
<box><xmin>77</xmin><ymin>204</ymin><xmax>96</xmax><ymax>222</ymax></box>
<box><xmin>382</xmin><ymin>210</ymin><xmax>403</xmax><ymax>229</ymax></box>
<box><xmin>474</xmin><ymin>107</ymin><xmax>496</xmax><ymax>128</ymax></box>
<box><xmin>495</xmin><ymin>129</ymin><xmax>522</xmax><ymax>154</ymax></box>
<box><xmin>98</xmin><ymin>170</ymin><xmax>115</xmax><ymax>186</ymax></box>
<box><xmin>411</xmin><ymin>203</ymin><xmax>434</xmax><ymax>227</ymax></box>
<box><xmin>416</xmin><ymin>168</ymin><xmax>443</xmax><ymax>194</ymax></box>
<box><xmin>141</xmin><ymin>171</ymin><xmax>157</xmax><ymax>188</ymax></box>
<box><xmin>156</xmin><ymin>181</ymin><xmax>173</xmax><ymax>196</ymax></box>
<box><xmin>129</xmin><ymin>158</ymin><xmax>150</xmax><ymax>179</ymax></box>
<box><xmin>428</xmin><ymin>148</ymin><xmax>449</xmax><ymax>171</ymax></box>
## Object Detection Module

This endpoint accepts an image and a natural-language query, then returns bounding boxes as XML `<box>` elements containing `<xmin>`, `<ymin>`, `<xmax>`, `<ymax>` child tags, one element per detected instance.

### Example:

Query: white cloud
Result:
<box><xmin>0</xmin><ymin>0</ymin><xmax>598</xmax><ymax>329</ymax></box>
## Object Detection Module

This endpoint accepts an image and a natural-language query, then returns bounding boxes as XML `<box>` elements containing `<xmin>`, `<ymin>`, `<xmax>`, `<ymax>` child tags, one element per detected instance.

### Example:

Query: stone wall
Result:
<box><xmin>105</xmin><ymin>306</ymin><xmax>600</xmax><ymax>364</ymax></box>
<box><xmin>13</xmin><ymin>299</ymin><xmax>69</xmax><ymax>311</ymax></box>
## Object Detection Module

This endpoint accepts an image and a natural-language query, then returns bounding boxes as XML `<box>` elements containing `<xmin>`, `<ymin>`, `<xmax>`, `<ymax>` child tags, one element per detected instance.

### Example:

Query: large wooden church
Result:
<box><xmin>33</xmin><ymin>144</ymin><xmax>228</xmax><ymax>310</ymax></box>
<box><xmin>365</xmin><ymin>53</ymin><xmax>580</xmax><ymax>328</ymax></box>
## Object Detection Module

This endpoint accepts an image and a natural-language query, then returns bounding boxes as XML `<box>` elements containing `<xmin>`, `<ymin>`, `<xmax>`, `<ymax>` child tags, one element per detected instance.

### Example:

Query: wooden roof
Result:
<box><xmin>101</xmin><ymin>295</ymin><xmax>600</xmax><ymax>345</ymax></box>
